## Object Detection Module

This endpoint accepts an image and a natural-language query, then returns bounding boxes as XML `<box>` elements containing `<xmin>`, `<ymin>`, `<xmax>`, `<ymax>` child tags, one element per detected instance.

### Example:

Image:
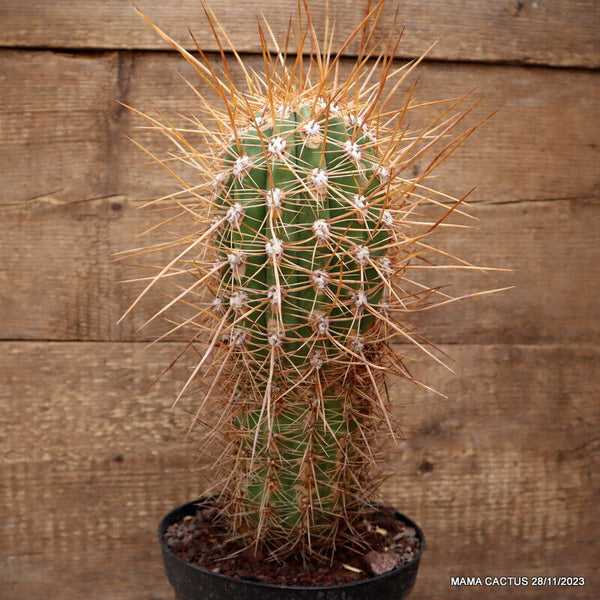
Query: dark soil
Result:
<box><xmin>163</xmin><ymin>502</ymin><xmax>421</xmax><ymax>587</ymax></box>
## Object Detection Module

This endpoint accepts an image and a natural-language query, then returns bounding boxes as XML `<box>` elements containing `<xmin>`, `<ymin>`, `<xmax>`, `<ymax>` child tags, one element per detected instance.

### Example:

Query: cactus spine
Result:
<box><xmin>125</xmin><ymin>0</ymin><xmax>494</xmax><ymax>560</ymax></box>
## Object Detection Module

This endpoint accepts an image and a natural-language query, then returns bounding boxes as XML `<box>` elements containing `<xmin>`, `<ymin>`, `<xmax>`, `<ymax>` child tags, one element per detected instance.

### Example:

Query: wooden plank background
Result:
<box><xmin>1</xmin><ymin>1</ymin><xmax>598</xmax><ymax>599</ymax></box>
<box><xmin>1</xmin><ymin>0</ymin><xmax>599</xmax><ymax>67</ymax></box>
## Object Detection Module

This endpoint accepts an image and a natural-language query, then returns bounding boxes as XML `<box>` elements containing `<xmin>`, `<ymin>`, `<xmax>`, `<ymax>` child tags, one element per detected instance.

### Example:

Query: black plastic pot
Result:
<box><xmin>158</xmin><ymin>498</ymin><xmax>425</xmax><ymax>600</ymax></box>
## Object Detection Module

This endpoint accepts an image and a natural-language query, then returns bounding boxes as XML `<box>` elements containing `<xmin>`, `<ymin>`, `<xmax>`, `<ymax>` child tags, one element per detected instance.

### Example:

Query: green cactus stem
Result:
<box><xmin>210</xmin><ymin>102</ymin><xmax>394</xmax><ymax>553</ymax></box>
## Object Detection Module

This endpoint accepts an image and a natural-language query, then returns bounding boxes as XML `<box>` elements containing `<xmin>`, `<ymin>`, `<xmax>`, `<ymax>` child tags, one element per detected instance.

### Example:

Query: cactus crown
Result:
<box><xmin>123</xmin><ymin>0</ymin><xmax>494</xmax><ymax>560</ymax></box>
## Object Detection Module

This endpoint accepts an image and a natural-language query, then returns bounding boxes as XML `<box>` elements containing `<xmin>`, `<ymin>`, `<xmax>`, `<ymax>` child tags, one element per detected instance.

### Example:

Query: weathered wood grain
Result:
<box><xmin>387</xmin><ymin>342</ymin><xmax>600</xmax><ymax>599</ymax></box>
<box><xmin>1</xmin><ymin>0</ymin><xmax>598</xmax><ymax>68</ymax></box>
<box><xmin>1</xmin><ymin>342</ymin><xmax>598</xmax><ymax>599</ymax></box>
<box><xmin>0</xmin><ymin>51</ymin><xmax>121</xmax><ymax>206</ymax></box>
<box><xmin>1</xmin><ymin>194</ymin><xmax>598</xmax><ymax>344</ymax></box>
<box><xmin>1</xmin><ymin>342</ymin><xmax>197</xmax><ymax>598</ymax></box>
<box><xmin>1</xmin><ymin>52</ymin><xmax>598</xmax><ymax>207</ymax></box>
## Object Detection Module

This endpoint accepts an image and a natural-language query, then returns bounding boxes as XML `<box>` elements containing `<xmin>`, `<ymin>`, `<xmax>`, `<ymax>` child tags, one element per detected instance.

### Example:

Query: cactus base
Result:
<box><xmin>158</xmin><ymin>498</ymin><xmax>425</xmax><ymax>600</ymax></box>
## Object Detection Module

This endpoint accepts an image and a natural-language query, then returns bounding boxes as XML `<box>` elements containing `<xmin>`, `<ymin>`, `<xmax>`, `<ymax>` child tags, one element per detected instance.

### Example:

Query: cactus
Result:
<box><xmin>213</xmin><ymin>101</ymin><xmax>396</xmax><ymax>555</ymax></box>
<box><xmin>122</xmin><ymin>0</ymin><xmax>497</xmax><ymax>561</ymax></box>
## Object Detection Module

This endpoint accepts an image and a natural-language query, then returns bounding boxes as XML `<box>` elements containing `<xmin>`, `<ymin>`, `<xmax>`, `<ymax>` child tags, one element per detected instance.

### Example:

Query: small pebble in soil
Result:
<box><xmin>364</xmin><ymin>550</ymin><xmax>398</xmax><ymax>576</ymax></box>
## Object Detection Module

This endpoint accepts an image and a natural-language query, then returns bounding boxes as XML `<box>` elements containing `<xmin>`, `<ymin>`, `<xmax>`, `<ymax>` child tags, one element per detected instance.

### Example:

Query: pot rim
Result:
<box><xmin>158</xmin><ymin>497</ymin><xmax>426</xmax><ymax>592</ymax></box>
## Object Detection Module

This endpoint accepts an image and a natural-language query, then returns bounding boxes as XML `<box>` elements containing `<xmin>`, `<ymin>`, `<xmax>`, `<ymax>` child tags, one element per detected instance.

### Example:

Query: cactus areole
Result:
<box><xmin>125</xmin><ymin>0</ymin><xmax>492</xmax><ymax>567</ymax></box>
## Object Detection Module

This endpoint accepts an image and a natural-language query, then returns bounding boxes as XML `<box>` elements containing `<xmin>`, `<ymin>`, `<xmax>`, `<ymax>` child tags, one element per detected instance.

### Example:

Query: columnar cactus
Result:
<box><xmin>213</xmin><ymin>101</ymin><xmax>396</xmax><ymax>555</ymax></box>
<box><xmin>124</xmin><ymin>1</ymin><xmax>494</xmax><ymax>560</ymax></box>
